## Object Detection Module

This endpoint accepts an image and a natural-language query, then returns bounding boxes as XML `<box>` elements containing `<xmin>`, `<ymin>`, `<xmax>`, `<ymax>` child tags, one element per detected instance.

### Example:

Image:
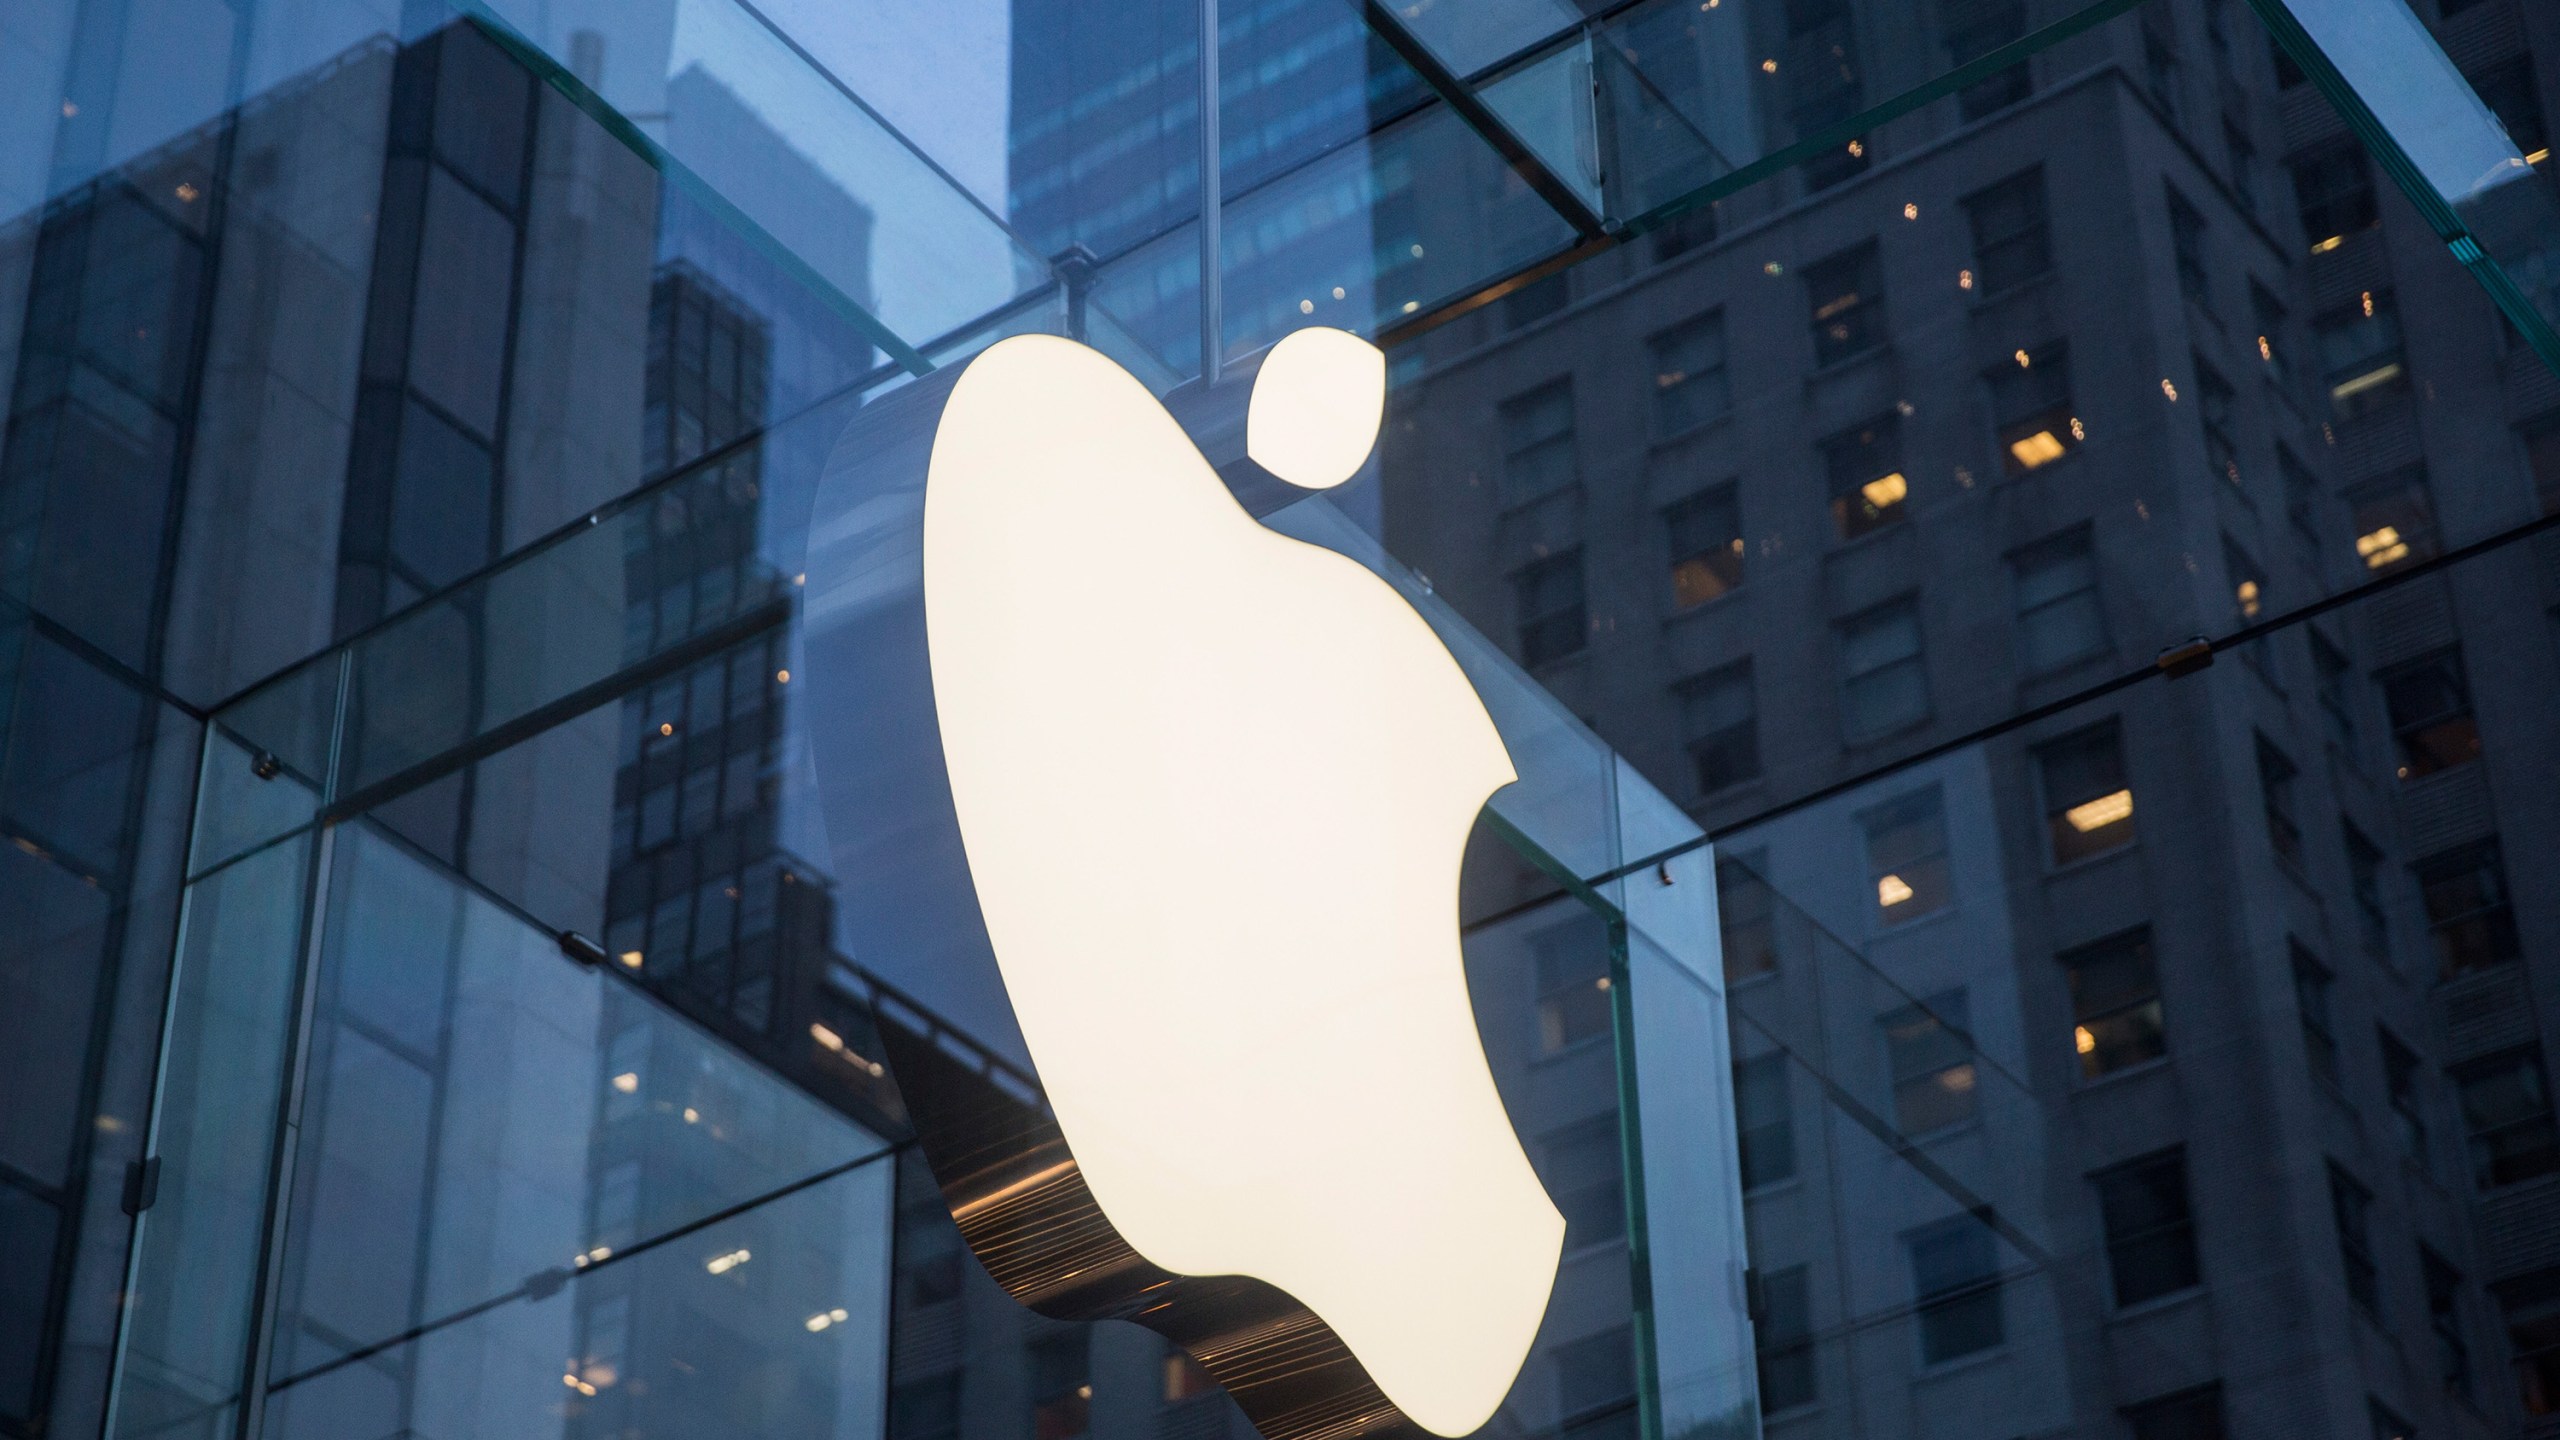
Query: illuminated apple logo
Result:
<box><xmin>921</xmin><ymin>329</ymin><xmax>1564</xmax><ymax>1436</ymax></box>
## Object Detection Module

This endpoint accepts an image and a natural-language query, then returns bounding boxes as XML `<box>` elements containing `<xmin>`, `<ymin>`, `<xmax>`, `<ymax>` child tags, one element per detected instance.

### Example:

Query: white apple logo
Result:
<box><xmin>921</xmin><ymin>329</ymin><xmax>1565</xmax><ymax>1436</ymax></box>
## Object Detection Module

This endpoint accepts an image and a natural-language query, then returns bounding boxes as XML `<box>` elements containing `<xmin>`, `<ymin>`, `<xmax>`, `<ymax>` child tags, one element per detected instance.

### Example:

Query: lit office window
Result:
<box><xmin>1718</xmin><ymin>855</ymin><xmax>1780</xmax><ymax>981</ymax></box>
<box><xmin>1734</xmin><ymin>1053</ymin><xmax>1796</xmax><ymax>1189</ymax></box>
<box><xmin>1534</xmin><ymin>917</ymin><xmax>1614</xmax><ymax>1055</ymax></box>
<box><xmin>1649</xmin><ymin>310</ymin><xmax>1730</xmax><ymax>436</ymax></box>
<box><xmin>1512</xmin><ymin>550</ymin><xmax>1588</xmax><ymax>668</ymax></box>
<box><xmin>1839</xmin><ymin>596</ymin><xmax>1930</xmax><ymax>738</ymax></box>
<box><xmin>1862</xmin><ymin>786</ymin><xmax>1951</xmax><ymax>923</ymax></box>
<box><xmin>1664</xmin><ymin>483</ymin><xmax>1745</xmax><ymax>606</ymax></box>
<box><xmin>2254</xmin><ymin>736</ymin><xmax>2303</xmax><ymax>868</ymax></box>
<box><xmin>2011</xmin><ymin>526</ymin><xmax>2107</xmax><ymax>674</ymax></box>
<box><xmin>2166</xmin><ymin>185</ymin><xmax>2210</xmax><ymax>304</ymax></box>
<box><xmin>2328</xmin><ymin>1162</ymin><xmax>2379</xmax><ymax>1313</ymax></box>
<box><xmin>2345</xmin><ymin>466</ymin><xmax>2440</xmax><ymax>572</ymax></box>
<box><xmin>2381</xmin><ymin>1028</ymin><xmax>2428</xmax><ymax>1166</ymax></box>
<box><xmin>1498</xmin><ymin>379</ymin><xmax>1578</xmax><ymax>506</ymax></box>
<box><xmin>2037</xmin><ymin>721</ymin><xmax>2134</xmax><ymax>863</ymax></box>
<box><xmin>2094</xmin><ymin>1149</ymin><xmax>2200</xmax><ymax>1306</ymax></box>
<box><xmin>1806</xmin><ymin>241</ymin><xmax>1886</xmax><ymax>365</ymax></box>
<box><xmin>2379</xmin><ymin>648</ymin><xmax>2480</xmax><ymax>779</ymax></box>
<box><xmin>1906</xmin><ymin>1212</ymin><xmax>2002</xmax><ymax>1362</ymax></box>
<box><xmin>2062</xmin><ymin>929</ymin><xmax>2165</xmax><ymax>1078</ymax></box>
<box><xmin>2315</xmin><ymin>290</ymin><xmax>2409</xmax><ymax>418</ymax></box>
<box><xmin>2420</xmin><ymin>839</ymin><xmax>2522</xmax><ymax>977</ymax></box>
<box><xmin>1883</xmin><ymin>990</ymin><xmax>1976</xmax><ymax>1135</ymax></box>
<box><xmin>2196</xmin><ymin>359</ymin><xmax>2240</xmax><ymax>488</ymax></box>
<box><xmin>1678</xmin><ymin>659</ymin><xmax>1760</xmax><ymax>795</ymax></box>
<box><xmin>2421</xmin><ymin>1245</ymin><xmax>2472</xmax><ymax>1400</ymax></box>
<box><xmin>1823</xmin><ymin>414</ymin><xmax>1908</xmax><ymax>538</ymax></box>
<box><xmin>2124</xmin><ymin>1385</ymin><xmax>2225</xmax><ymax>1440</ymax></box>
<box><xmin>2454</xmin><ymin>1049</ymin><xmax>2560</xmax><ymax>1189</ymax></box>
<box><xmin>1753</xmin><ymin>1265</ymin><xmax>1816</xmax><ymax>1412</ymax></box>
<box><xmin>1988</xmin><ymin>341</ymin><xmax>2078</xmax><ymax>475</ymax></box>
<box><xmin>2291</xmin><ymin>942</ymin><xmax>2339</xmax><ymax>1087</ymax></box>
<box><xmin>1963</xmin><ymin>168</ymin><xmax>2052</xmax><ymax>293</ymax></box>
<box><xmin>1541</xmin><ymin>1113</ymin><xmax>1626</xmax><ymax>1250</ymax></box>
<box><xmin>2288</xmin><ymin>140</ymin><xmax>2378</xmax><ymax>253</ymax></box>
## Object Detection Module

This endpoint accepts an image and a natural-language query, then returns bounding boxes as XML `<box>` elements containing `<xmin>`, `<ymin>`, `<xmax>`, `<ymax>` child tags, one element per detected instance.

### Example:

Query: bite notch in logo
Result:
<box><xmin>917</xmin><ymin>329</ymin><xmax>1564</xmax><ymax>1438</ymax></box>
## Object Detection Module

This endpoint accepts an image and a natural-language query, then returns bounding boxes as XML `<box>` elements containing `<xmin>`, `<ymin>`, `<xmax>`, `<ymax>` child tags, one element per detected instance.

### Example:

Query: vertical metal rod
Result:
<box><xmin>1197</xmin><ymin>0</ymin><xmax>1223</xmax><ymax>385</ymax></box>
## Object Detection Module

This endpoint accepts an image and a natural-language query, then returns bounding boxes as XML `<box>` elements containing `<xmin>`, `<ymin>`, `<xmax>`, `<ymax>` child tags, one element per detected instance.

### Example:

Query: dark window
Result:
<box><xmin>2096</xmin><ymin>1149</ymin><xmax>2201</xmax><ymax>1306</ymax></box>
<box><xmin>2455</xmin><ymin>1050</ymin><xmax>2560</xmax><ymax>1189</ymax></box>
<box><xmin>1806</xmin><ymin>242</ymin><xmax>1886</xmax><ymax>366</ymax></box>
<box><xmin>1823</xmin><ymin>414</ymin><xmax>1907</xmax><ymax>538</ymax></box>
<box><xmin>1534</xmin><ymin>917</ymin><xmax>1613</xmax><ymax>1055</ymax></box>
<box><xmin>2038</xmin><ymin>721</ymin><xmax>2135</xmax><ymax>863</ymax></box>
<box><xmin>1650</xmin><ymin>311</ymin><xmax>1730</xmax><ymax>435</ymax></box>
<box><xmin>2383</xmin><ymin>1028</ymin><xmax>2428</xmax><ymax>1165</ymax></box>
<box><xmin>1883</xmin><ymin>990</ymin><xmax>1976</xmax><ymax>1134</ymax></box>
<box><xmin>1863</xmin><ymin>786</ymin><xmax>1951</xmax><ymax>924</ymax></box>
<box><xmin>2167</xmin><ymin>186</ymin><xmax>2210</xmax><ymax>304</ymax></box>
<box><xmin>2256</xmin><ymin>736</ymin><xmax>2303</xmax><ymax>868</ymax></box>
<box><xmin>1943</xmin><ymin>0</ymin><xmax>2030</xmax><ymax>117</ymax></box>
<box><xmin>2313</xmin><ymin>629</ymin><xmax>2357</xmax><ymax>751</ymax></box>
<box><xmin>2329</xmin><ymin>1162</ymin><xmax>2379</xmax><ymax>1312</ymax></box>
<box><xmin>2420</xmin><ymin>839</ymin><xmax>2522</xmax><ymax>977</ymax></box>
<box><xmin>1032</xmin><ymin>1337</ymin><xmax>1091</xmax><ymax>1440</ymax></box>
<box><xmin>2316</xmin><ymin>291</ymin><xmax>2410</xmax><ymax>418</ymax></box>
<box><xmin>1551</xmin><ymin>1325</ymin><xmax>1634</xmax><ymax>1422</ymax></box>
<box><xmin>2369</xmin><ymin>1401</ymin><xmax>2412</xmax><ymax>1440</ymax></box>
<box><xmin>2012</xmin><ymin>526</ymin><xmax>2107</xmax><ymax>673</ymax></box>
<box><xmin>2525</xmin><ymin>412</ymin><xmax>2560</xmax><ymax>516</ymax></box>
<box><xmin>1650</xmin><ymin>203</ymin><xmax>1719</xmax><ymax>263</ymax></box>
<box><xmin>2272</xmin><ymin>35</ymin><xmax>2306</xmax><ymax>87</ymax></box>
<box><xmin>1839</xmin><ymin>597</ymin><xmax>1930</xmax><ymax>737</ymax></box>
<box><xmin>1719</xmin><ymin>855</ymin><xmax>1779</xmax><ymax>981</ymax></box>
<box><xmin>2423</xmin><ymin>1245</ymin><xmax>2472</xmax><ymax>1399</ymax></box>
<box><xmin>2196</xmin><ymin>359</ymin><xmax>2241</xmax><ymax>490</ymax></box>
<box><xmin>2346</xmin><ymin>466</ymin><xmax>2440</xmax><ymax>572</ymax></box>
<box><xmin>1543</xmin><ymin>1113</ymin><xmax>1626</xmax><ymax>1250</ymax></box>
<box><xmin>2254</xmin><ymin>281</ymin><xmax>2296</xmax><ymax>391</ymax></box>
<box><xmin>2345</xmin><ymin>824</ymin><xmax>2390</xmax><ymax>957</ymax></box>
<box><xmin>2280</xmin><ymin>443</ymin><xmax>2321</xmax><ymax>543</ymax></box>
<box><xmin>2289</xmin><ymin>141</ymin><xmax>2379</xmax><ymax>251</ymax></box>
<box><xmin>1735</xmin><ymin>1053</ymin><xmax>1796</xmax><ymax>1189</ymax></box>
<box><xmin>1964</xmin><ymin>168</ymin><xmax>2052</xmax><ymax>293</ymax></box>
<box><xmin>1512</xmin><ymin>551</ymin><xmax>1587</xmax><ymax>667</ymax></box>
<box><xmin>2225</xmin><ymin>119</ymin><xmax>2258</xmax><ymax>212</ymax></box>
<box><xmin>1665</xmin><ymin>484</ymin><xmax>1744</xmax><ymax>606</ymax></box>
<box><xmin>1498</xmin><ymin>381</ymin><xmax>1577</xmax><ymax>505</ymax></box>
<box><xmin>890</xmin><ymin>1377</ymin><xmax>962</xmax><ymax>1440</ymax></box>
<box><xmin>2292</xmin><ymin>942</ymin><xmax>2339</xmax><ymax>1087</ymax></box>
<box><xmin>2126</xmin><ymin>1385</ymin><xmax>2226</xmax><ymax>1440</ymax></box>
<box><xmin>1989</xmin><ymin>342</ymin><xmax>2078</xmax><ymax>475</ymax></box>
<box><xmin>1907</xmin><ymin>1212</ymin><xmax>2003</xmax><ymax>1362</ymax></box>
<box><xmin>2468</xmin><ymin>58</ymin><xmax>2550</xmax><ymax>162</ymax></box>
<box><xmin>2142</xmin><ymin>10</ymin><xmax>2182</xmax><ymax>120</ymax></box>
<box><xmin>1679</xmin><ymin>660</ymin><xmax>1760</xmax><ymax>794</ymax></box>
<box><xmin>1754</xmin><ymin>1265</ymin><xmax>1816</xmax><ymax>1412</ymax></box>
<box><xmin>1504</xmin><ymin>271</ymin><xmax>1569</xmax><ymax>329</ymax></box>
<box><xmin>2379</xmin><ymin>648</ymin><xmax>2480</xmax><ymax>778</ymax></box>
<box><xmin>1784</xmin><ymin>0</ymin><xmax>1869</xmax><ymax>189</ymax></box>
<box><xmin>2505</xmin><ymin>1274</ymin><xmax>2560</xmax><ymax>1417</ymax></box>
<box><xmin>2063</xmin><ymin>928</ymin><xmax>2166</xmax><ymax>1078</ymax></box>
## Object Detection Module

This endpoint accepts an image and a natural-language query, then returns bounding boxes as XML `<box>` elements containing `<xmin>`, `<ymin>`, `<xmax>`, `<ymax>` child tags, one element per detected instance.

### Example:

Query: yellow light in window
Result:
<box><xmin>1958</xmin><ymin>268</ymin><xmax>1975</xmax><ymax>290</ymax></box>
<box><xmin>776</xmin><ymin>668</ymin><xmax>791</xmax><ymax>684</ymax></box>
<box><xmin>2310</xmin><ymin>235</ymin><xmax>2344</xmax><ymax>254</ymax></box>
<box><xmin>1903</xmin><ymin>202</ymin><xmax>1919</xmax><ymax>220</ymax></box>
<box><xmin>2529</xmin><ymin>147</ymin><xmax>2550</xmax><ymax>165</ymax></box>
<box><xmin>658</xmin><ymin>721</ymin><xmax>674</xmax><ymax>737</ymax></box>
<box><xmin>2161</xmin><ymin>379</ymin><xmax>2179</xmax><ymax>401</ymax></box>
<box><xmin>2009</xmin><ymin>431</ymin><xmax>2067</xmax><ymax>469</ymax></box>
<box><xmin>2331</xmin><ymin>362</ymin><xmax>2404</xmax><ymax>403</ymax></box>
<box><xmin>1877</xmin><ymin>873</ymin><xmax>1914</xmax><ymax>907</ymax></box>
<box><xmin>1861</xmin><ymin>472</ymin><xmax>1907</xmax><ymax>508</ymax></box>
<box><xmin>805</xmin><ymin>1312</ymin><xmax>835</xmax><ymax>1333</ymax></box>
<box><xmin>2064</xmin><ymin>788</ymin><xmax>2134</xmax><ymax>832</ymax></box>
<box><xmin>610</xmin><ymin>1072</ymin><xmax>638</xmax><ymax>1094</ymax></box>
<box><xmin>2235</xmin><ymin>579</ymin><xmax>2260</xmax><ymax>618</ymax></box>
<box><xmin>2356</xmin><ymin>525</ymin><xmax>2409</xmax><ymax>569</ymax></box>
<box><xmin>617</xmin><ymin>949</ymin><xmax>643</xmax><ymax>968</ymax></box>
<box><xmin>706</xmin><ymin>1248</ymin><xmax>752</xmax><ymax>1275</ymax></box>
<box><xmin>1761</xmin><ymin>57</ymin><xmax>1778</xmax><ymax>72</ymax></box>
<box><xmin>1402</xmin><ymin>300</ymin><xmax>1419</xmax><ymax>313</ymax></box>
<box><xmin>2075</xmin><ymin>1025</ymin><xmax>2098</xmax><ymax>1056</ymax></box>
<box><xmin>2069</xmin><ymin>416</ymin><xmax>2087</xmax><ymax>441</ymax></box>
<box><xmin>2014</xmin><ymin>349</ymin><xmax>2032</xmax><ymax>368</ymax></box>
<box><xmin>1940</xmin><ymin>1064</ymin><xmax>1976</xmax><ymax>1093</ymax></box>
<box><xmin>2361</xmin><ymin>290</ymin><xmax>2375</xmax><ymax>317</ymax></box>
<box><xmin>1846</xmin><ymin>139</ymin><xmax>1865</xmax><ymax>157</ymax></box>
<box><xmin>810</xmin><ymin>1022</ymin><xmax>845</xmax><ymax>1052</ymax></box>
<box><xmin>2257</xmin><ymin>335</ymin><xmax>2272</xmax><ymax>361</ymax></box>
<box><xmin>683</xmin><ymin>1106</ymin><xmax>700</xmax><ymax>1123</ymax></box>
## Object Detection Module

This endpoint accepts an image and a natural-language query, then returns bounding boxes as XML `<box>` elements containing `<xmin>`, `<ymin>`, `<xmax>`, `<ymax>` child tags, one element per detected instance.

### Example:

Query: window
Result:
<box><xmin>1785</xmin><ymin>0</ymin><xmax>1868</xmax><ymax>190</ymax></box>
<box><xmin>2253</xmin><ymin>280</ymin><xmax>2295</xmax><ymax>390</ymax></box>
<box><xmin>2346</xmin><ymin>466</ymin><xmax>2439</xmax><ymax>571</ymax></box>
<box><xmin>2316</xmin><ymin>290</ymin><xmax>2409</xmax><ymax>418</ymax></box>
<box><xmin>2382</xmin><ymin>1028</ymin><xmax>2428</xmax><ymax>1165</ymax></box>
<box><xmin>2379</xmin><ymin>648</ymin><xmax>2480</xmax><ymax>778</ymax></box>
<box><xmin>1534</xmin><ymin>916</ymin><xmax>1614</xmax><ymax>1054</ymax></box>
<box><xmin>1823</xmin><ymin>414</ymin><xmax>1908</xmax><ymax>538</ymax></box>
<box><xmin>1944</xmin><ymin>0</ymin><xmax>2030</xmax><ymax>117</ymax></box>
<box><xmin>2313</xmin><ymin>629</ymin><xmax>2356</xmax><ymax>750</ymax></box>
<box><xmin>2344</xmin><ymin>824</ymin><xmax>2390</xmax><ymax>956</ymax></box>
<box><xmin>1806</xmin><ymin>242</ymin><xmax>1885</xmax><ymax>366</ymax></box>
<box><xmin>2369</xmin><ymin>1401</ymin><xmax>2412</xmax><ymax>1440</ymax></box>
<box><xmin>1163</xmin><ymin>1351</ymin><xmax>1218</xmax><ymax>1403</ymax></box>
<box><xmin>2505</xmin><ymin>1273</ymin><xmax>2560</xmax><ymax>1417</ymax></box>
<box><xmin>2095</xmin><ymin>1150</ymin><xmax>2201</xmax><ymax>1306</ymax></box>
<box><xmin>2063</xmin><ymin>928</ymin><xmax>2166</xmax><ymax>1078</ymax></box>
<box><xmin>1989</xmin><ymin>342</ymin><xmax>2078</xmax><ymax>474</ymax></box>
<box><xmin>2292</xmin><ymin>943</ymin><xmax>2339</xmax><ymax>1088</ymax></box>
<box><xmin>2196</xmin><ymin>359</ymin><xmax>2241</xmax><ymax>489</ymax></box>
<box><xmin>1735</xmin><ymin>1053</ymin><xmax>1796</xmax><ymax>1189</ymax></box>
<box><xmin>2329</xmin><ymin>1162</ymin><xmax>2379</xmax><ymax>1312</ymax></box>
<box><xmin>2224</xmin><ymin>119</ymin><xmax>2258</xmax><ymax>212</ymax></box>
<box><xmin>1664</xmin><ymin>484</ymin><xmax>1744</xmax><ymax>606</ymax></box>
<box><xmin>2126</xmin><ymin>1386</ymin><xmax>2226</xmax><ymax>1440</ymax></box>
<box><xmin>1650</xmin><ymin>203</ymin><xmax>1718</xmax><ymax>263</ymax></box>
<box><xmin>2454</xmin><ymin>1050</ymin><xmax>2560</xmax><ymax>1189</ymax></box>
<box><xmin>1839</xmin><ymin>596</ymin><xmax>1929</xmax><ymax>737</ymax></box>
<box><xmin>2525</xmin><ymin>412</ymin><xmax>2560</xmax><ymax>516</ymax></box>
<box><xmin>1907</xmin><ymin>1212</ymin><xmax>2003</xmax><ymax>1362</ymax></box>
<box><xmin>1504</xmin><ymin>271</ymin><xmax>1569</xmax><ymax>329</ymax></box>
<box><xmin>1542</xmin><ymin>1113</ymin><xmax>1626</xmax><ymax>1250</ymax></box>
<box><xmin>1719</xmin><ymin>855</ymin><xmax>1779</xmax><ymax>981</ymax></box>
<box><xmin>1499</xmin><ymin>380</ymin><xmax>1577</xmax><ymax>505</ymax></box>
<box><xmin>2469</xmin><ymin>58</ymin><xmax>2551</xmax><ymax>163</ymax></box>
<box><xmin>1032</xmin><ymin>1337</ymin><xmax>1091</xmax><ymax>1440</ymax></box>
<box><xmin>2167</xmin><ymin>186</ymin><xmax>2210</xmax><ymax>304</ymax></box>
<box><xmin>1963</xmin><ymin>168</ymin><xmax>2052</xmax><ymax>293</ymax></box>
<box><xmin>2142</xmin><ymin>11</ymin><xmax>2182</xmax><ymax>121</ymax></box>
<box><xmin>1753</xmin><ymin>1265</ymin><xmax>1816</xmax><ymax>1412</ymax></box>
<box><xmin>2226</xmin><ymin>534</ymin><xmax>2266</xmax><ymax>624</ymax></box>
<box><xmin>1512</xmin><ymin>550</ymin><xmax>1587</xmax><ymax>667</ymax></box>
<box><xmin>1551</xmin><ymin>1325</ymin><xmax>1633</xmax><ymax>1422</ymax></box>
<box><xmin>1883</xmin><ymin>990</ymin><xmax>1976</xmax><ymax>1134</ymax></box>
<box><xmin>1649</xmin><ymin>311</ymin><xmax>1730</xmax><ymax>435</ymax></box>
<box><xmin>1678</xmin><ymin>660</ymin><xmax>1760</xmax><ymax>794</ymax></box>
<box><xmin>2423</xmin><ymin>1245</ymin><xmax>2472</xmax><ymax>1399</ymax></box>
<box><xmin>890</xmin><ymin>1377</ymin><xmax>962</xmax><ymax>1440</ymax></box>
<box><xmin>1863</xmin><ymin>786</ymin><xmax>1951</xmax><ymax>924</ymax></box>
<box><xmin>2255</xmin><ymin>735</ymin><xmax>2303</xmax><ymax>868</ymax></box>
<box><xmin>2420</xmin><ymin>839</ymin><xmax>2522</xmax><ymax>977</ymax></box>
<box><xmin>2012</xmin><ymin>526</ymin><xmax>2107</xmax><ymax>673</ymax></box>
<box><xmin>2037</xmin><ymin>721</ymin><xmax>2134</xmax><ymax>863</ymax></box>
<box><xmin>2289</xmin><ymin>141</ymin><xmax>2378</xmax><ymax>251</ymax></box>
